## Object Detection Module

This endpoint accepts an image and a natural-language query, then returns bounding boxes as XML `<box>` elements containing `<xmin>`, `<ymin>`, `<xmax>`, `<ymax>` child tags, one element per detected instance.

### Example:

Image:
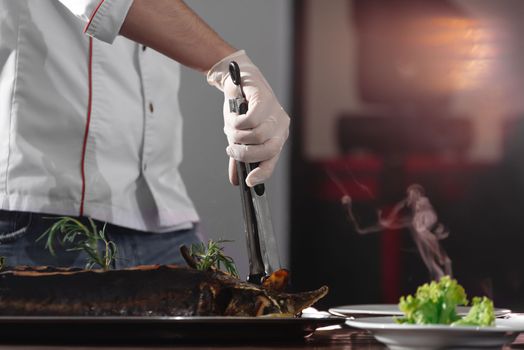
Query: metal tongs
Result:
<box><xmin>228</xmin><ymin>61</ymin><xmax>281</xmax><ymax>285</ymax></box>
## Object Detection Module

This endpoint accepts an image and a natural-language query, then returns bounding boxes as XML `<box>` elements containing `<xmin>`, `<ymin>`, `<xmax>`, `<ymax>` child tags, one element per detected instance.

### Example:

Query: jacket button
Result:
<box><xmin>142</xmin><ymin>45</ymin><xmax>147</xmax><ymax>52</ymax></box>
<box><xmin>149</xmin><ymin>102</ymin><xmax>154</xmax><ymax>113</ymax></box>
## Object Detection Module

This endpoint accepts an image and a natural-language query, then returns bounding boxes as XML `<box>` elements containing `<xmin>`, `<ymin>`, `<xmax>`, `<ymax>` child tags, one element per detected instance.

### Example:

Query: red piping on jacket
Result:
<box><xmin>79</xmin><ymin>37</ymin><xmax>93</xmax><ymax>216</ymax></box>
<box><xmin>84</xmin><ymin>0</ymin><xmax>106</xmax><ymax>33</ymax></box>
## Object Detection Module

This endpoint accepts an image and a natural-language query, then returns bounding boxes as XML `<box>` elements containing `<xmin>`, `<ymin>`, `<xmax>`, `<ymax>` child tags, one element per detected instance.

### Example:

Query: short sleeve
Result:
<box><xmin>57</xmin><ymin>0</ymin><xmax>134</xmax><ymax>44</ymax></box>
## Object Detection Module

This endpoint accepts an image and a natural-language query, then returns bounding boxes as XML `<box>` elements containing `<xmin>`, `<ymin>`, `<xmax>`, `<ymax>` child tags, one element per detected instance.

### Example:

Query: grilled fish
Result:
<box><xmin>0</xmin><ymin>265</ymin><xmax>328</xmax><ymax>317</ymax></box>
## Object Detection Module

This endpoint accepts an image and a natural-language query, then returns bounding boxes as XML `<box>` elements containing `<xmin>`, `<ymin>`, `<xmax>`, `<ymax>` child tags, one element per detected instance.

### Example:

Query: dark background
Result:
<box><xmin>290</xmin><ymin>0</ymin><xmax>524</xmax><ymax>311</ymax></box>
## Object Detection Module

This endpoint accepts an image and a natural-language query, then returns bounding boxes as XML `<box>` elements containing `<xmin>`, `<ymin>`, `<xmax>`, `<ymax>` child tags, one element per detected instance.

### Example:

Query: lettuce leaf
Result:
<box><xmin>396</xmin><ymin>276</ymin><xmax>473</xmax><ymax>325</ymax></box>
<box><xmin>396</xmin><ymin>277</ymin><xmax>495</xmax><ymax>326</ymax></box>
<box><xmin>451</xmin><ymin>296</ymin><xmax>495</xmax><ymax>326</ymax></box>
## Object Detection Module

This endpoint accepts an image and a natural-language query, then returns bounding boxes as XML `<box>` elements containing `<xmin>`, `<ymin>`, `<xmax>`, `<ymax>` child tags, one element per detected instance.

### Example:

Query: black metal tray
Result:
<box><xmin>0</xmin><ymin>316</ymin><xmax>345</xmax><ymax>343</ymax></box>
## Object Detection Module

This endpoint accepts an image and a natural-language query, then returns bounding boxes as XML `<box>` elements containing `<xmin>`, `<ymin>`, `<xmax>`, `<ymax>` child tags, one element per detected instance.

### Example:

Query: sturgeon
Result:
<box><xmin>0</xmin><ymin>265</ymin><xmax>328</xmax><ymax>317</ymax></box>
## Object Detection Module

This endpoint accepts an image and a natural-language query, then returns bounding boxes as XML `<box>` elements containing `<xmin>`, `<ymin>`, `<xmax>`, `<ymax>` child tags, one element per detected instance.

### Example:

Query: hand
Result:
<box><xmin>207</xmin><ymin>50</ymin><xmax>290</xmax><ymax>187</ymax></box>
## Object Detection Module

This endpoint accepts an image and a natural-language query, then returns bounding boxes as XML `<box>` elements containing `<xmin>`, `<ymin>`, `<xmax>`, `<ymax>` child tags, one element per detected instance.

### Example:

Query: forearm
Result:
<box><xmin>120</xmin><ymin>0</ymin><xmax>236</xmax><ymax>73</ymax></box>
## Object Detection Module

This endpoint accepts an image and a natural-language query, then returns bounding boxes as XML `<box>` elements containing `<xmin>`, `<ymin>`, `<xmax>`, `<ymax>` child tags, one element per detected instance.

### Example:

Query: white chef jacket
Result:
<box><xmin>0</xmin><ymin>0</ymin><xmax>199</xmax><ymax>232</ymax></box>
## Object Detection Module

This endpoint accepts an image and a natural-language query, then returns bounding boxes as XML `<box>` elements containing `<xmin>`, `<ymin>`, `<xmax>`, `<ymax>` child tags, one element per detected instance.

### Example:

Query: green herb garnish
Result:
<box><xmin>187</xmin><ymin>240</ymin><xmax>238</xmax><ymax>278</ymax></box>
<box><xmin>396</xmin><ymin>276</ymin><xmax>495</xmax><ymax>326</ymax></box>
<box><xmin>37</xmin><ymin>217</ymin><xmax>117</xmax><ymax>271</ymax></box>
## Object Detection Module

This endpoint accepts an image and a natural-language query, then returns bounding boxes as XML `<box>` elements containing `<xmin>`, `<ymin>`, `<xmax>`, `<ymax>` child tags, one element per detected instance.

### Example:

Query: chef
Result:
<box><xmin>0</xmin><ymin>0</ymin><xmax>290</xmax><ymax>268</ymax></box>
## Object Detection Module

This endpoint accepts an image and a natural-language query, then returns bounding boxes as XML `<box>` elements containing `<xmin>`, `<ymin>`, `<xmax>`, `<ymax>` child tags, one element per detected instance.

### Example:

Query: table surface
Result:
<box><xmin>1</xmin><ymin>326</ymin><xmax>523</xmax><ymax>350</ymax></box>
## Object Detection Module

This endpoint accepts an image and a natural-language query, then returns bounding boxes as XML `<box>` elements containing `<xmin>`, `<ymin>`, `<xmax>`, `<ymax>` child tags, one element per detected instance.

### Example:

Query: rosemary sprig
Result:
<box><xmin>188</xmin><ymin>240</ymin><xmax>239</xmax><ymax>278</ymax></box>
<box><xmin>36</xmin><ymin>217</ymin><xmax>117</xmax><ymax>271</ymax></box>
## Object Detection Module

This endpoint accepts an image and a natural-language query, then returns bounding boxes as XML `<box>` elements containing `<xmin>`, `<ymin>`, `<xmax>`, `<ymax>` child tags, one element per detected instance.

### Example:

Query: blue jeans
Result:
<box><xmin>0</xmin><ymin>210</ymin><xmax>201</xmax><ymax>269</ymax></box>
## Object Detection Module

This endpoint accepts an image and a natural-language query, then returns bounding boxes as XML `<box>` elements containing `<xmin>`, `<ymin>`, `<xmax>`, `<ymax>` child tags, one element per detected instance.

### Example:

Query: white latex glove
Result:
<box><xmin>207</xmin><ymin>50</ymin><xmax>290</xmax><ymax>187</ymax></box>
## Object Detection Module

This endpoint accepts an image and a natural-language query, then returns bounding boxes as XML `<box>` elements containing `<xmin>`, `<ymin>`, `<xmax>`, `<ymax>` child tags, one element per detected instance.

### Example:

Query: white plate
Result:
<box><xmin>329</xmin><ymin>304</ymin><xmax>512</xmax><ymax>318</ymax></box>
<box><xmin>346</xmin><ymin>316</ymin><xmax>524</xmax><ymax>350</ymax></box>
